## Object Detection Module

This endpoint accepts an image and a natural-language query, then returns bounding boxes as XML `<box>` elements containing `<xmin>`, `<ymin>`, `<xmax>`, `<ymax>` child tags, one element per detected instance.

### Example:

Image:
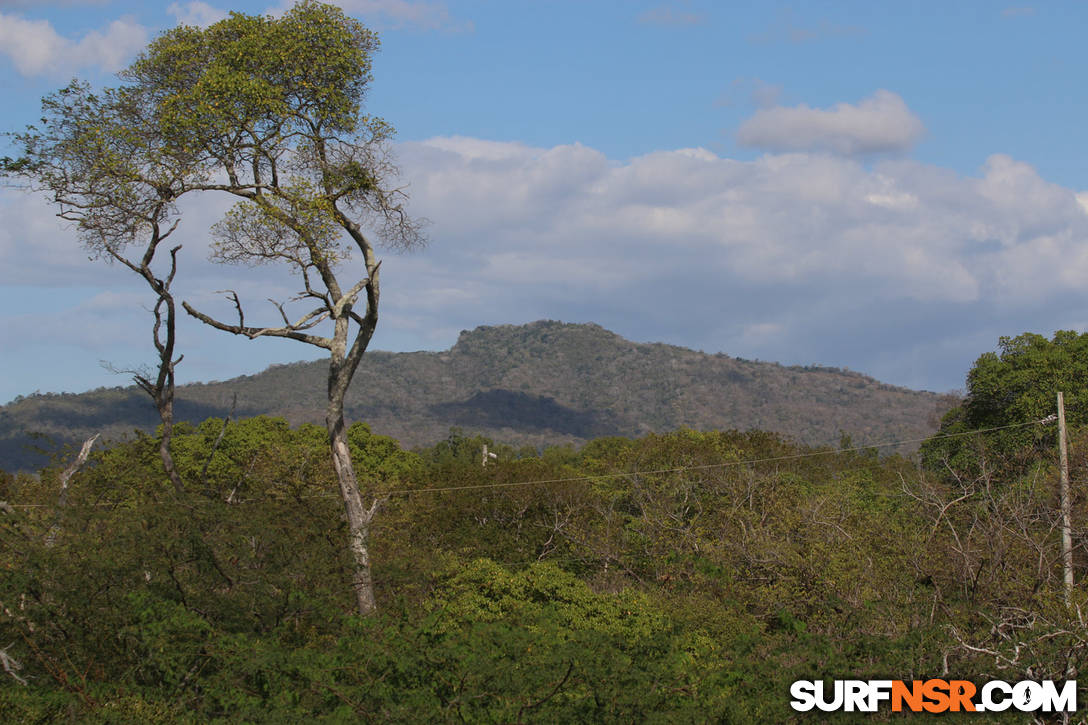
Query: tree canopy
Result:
<box><xmin>922</xmin><ymin>330</ymin><xmax>1088</xmax><ymax>474</ymax></box>
<box><xmin>3</xmin><ymin>420</ymin><xmax>1085</xmax><ymax>719</ymax></box>
<box><xmin>123</xmin><ymin>0</ymin><xmax>422</xmax><ymax>261</ymax></box>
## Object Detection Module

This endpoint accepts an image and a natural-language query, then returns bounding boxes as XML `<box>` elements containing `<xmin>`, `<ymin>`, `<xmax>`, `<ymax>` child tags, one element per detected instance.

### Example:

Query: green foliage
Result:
<box><xmin>421</xmin><ymin>427</ymin><xmax>505</xmax><ymax>467</ymax></box>
<box><xmin>1</xmin><ymin>415</ymin><xmax>1084</xmax><ymax>719</ymax></box>
<box><xmin>922</xmin><ymin>330</ymin><xmax>1088</xmax><ymax>474</ymax></box>
<box><xmin>127</xmin><ymin>1</ymin><xmax>377</xmax><ymax>148</ymax></box>
<box><xmin>210</xmin><ymin>185</ymin><xmax>348</xmax><ymax>269</ymax></box>
<box><xmin>968</xmin><ymin>331</ymin><xmax>1088</xmax><ymax>426</ymax></box>
<box><xmin>114</xmin><ymin>0</ymin><xmax>421</xmax><ymax>272</ymax></box>
<box><xmin>5</xmin><ymin>77</ymin><xmax>183</xmax><ymax>258</ymax></box>
<box><xmin>426</xmin><ymin>558</ymin><xmax>663</xmax><ymax>638</ymax></box>
<box><xmin>347</xmin><ymin>421</ymin><xmax>422</xmax><ymax>490</ymax></box>
<box><xmin>3</xmin><ymin>329</ymin><xmax>1087</xmax><ymax>718</ymax></box>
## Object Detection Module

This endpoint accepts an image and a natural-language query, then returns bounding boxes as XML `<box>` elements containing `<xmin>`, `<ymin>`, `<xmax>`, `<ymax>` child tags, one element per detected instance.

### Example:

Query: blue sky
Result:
<box><xmin>2</xmin><ymin>0</ymin><xmax>1087</xmax><ymax>406</ymax></box>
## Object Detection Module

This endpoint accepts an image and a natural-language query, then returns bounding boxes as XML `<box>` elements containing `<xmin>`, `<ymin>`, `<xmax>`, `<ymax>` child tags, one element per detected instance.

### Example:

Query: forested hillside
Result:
<box><xmin>0</xmin><ymin>321</ymin><xmax>955</xmax><ymax>471</ymax></box>
<box><xmin>2</xmin><ymin>419</ymin><xmax>1084</xmax><ymax>720</ymax></box>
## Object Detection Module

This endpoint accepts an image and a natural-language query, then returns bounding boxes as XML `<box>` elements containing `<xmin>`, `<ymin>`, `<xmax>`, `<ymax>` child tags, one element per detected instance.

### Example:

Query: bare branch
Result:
<box><xmin>44</xmin><ymin>433</ymin><xmax>99</xmax><ymax>547</ymax></box>
<box><xmin>183</xmin><ymin>299</ymin><xmax>332</xmax><ymax>349</ymax></box>
<box><xmin>0</xmin><ymin>644</ymin><xmax>27</xmax><ymax>687</ymax></box>
<box><xmin>332</xmin><ymin>274</ymin><xmax>370</xmax><ymax>317</ymax></box>
<box><xmin>269</xmin><ymin>298</ymin><xmax>291</xmax><ymax>327</ymax></box>
<box><xmin>57</xmin><ymin>434</ymin><xmax>99</xmax><ymax>509</ymax></box>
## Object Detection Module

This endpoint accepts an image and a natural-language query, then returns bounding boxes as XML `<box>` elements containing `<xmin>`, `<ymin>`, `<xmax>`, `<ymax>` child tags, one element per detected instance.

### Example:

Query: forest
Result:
<box><xmin>1</xmin><ymin>332</ymin><xmax>1086</xmax><ymax>721</ymax></box>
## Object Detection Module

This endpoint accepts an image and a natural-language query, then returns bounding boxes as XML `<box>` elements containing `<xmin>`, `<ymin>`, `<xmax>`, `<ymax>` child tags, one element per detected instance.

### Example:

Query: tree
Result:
<box><xmin>129</xmin><ymin>1</ymin><xmax>424</xmax><ymax>614</ymax></box>
<box><xmin>921</xmin><ymin>331</ymin><xmax>1088</xmax><ymax>474</ymax></box>
<box><xmin>5</xmin><ymin>1</ymin><xmax>423</xmax><ymax>615</ymax></box>
<box><xmin>3</xmin><ymin>82</ymin><xmax>191</xmax><ymax>495</ymax></box>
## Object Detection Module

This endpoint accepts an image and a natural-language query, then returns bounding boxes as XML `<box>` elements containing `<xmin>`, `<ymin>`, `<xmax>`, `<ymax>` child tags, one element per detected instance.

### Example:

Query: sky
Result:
<box><xmin>1</xmin><ymin>0</ymin><xmax>1087</xmax><ymax>406</ymax></box>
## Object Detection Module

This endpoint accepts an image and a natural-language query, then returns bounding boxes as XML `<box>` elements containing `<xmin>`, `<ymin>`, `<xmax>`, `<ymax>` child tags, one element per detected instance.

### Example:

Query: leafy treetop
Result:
<box><xmin>922</xmin><ymin>330</ymin><xmax>1088</xmax><ymax>473</ymax></box>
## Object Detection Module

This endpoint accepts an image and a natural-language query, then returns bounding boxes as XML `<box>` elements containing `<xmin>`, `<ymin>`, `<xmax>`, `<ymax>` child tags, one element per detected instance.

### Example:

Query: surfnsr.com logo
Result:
<box><xmin>790</xmin><ymin>679</ymin><xmax>1077</xmax><ymax>714</ymax></box>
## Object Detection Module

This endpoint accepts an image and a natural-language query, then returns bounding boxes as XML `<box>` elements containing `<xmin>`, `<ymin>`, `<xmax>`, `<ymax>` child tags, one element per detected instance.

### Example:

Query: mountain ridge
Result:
<box><xmin>0</xmin><ymin>320</ymin><xmax>955</xmax><ymax>470</ymax></box>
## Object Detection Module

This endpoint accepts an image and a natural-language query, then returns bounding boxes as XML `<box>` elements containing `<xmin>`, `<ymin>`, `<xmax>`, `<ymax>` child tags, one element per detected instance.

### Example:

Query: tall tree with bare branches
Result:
<box><xmin>130</xmin><ymin>1</ymin><xmax>424</xmax><ymax>614</ymax></box>
<box><xmin>6</xmin><ymin>1</ymin><xmax>425</xmax><ymax>614</ymax></box>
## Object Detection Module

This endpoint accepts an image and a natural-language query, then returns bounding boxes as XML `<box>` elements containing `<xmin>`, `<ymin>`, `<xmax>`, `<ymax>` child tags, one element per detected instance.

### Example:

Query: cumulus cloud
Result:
<box><xmin>3</xmin><ymin>290</ymin><xmax>149</xmax><ymax>351</ymax></box>
<box><xmin>168</xmin><ymin>1</ymin><xmax>228</xmax><ymax>28</ymax></box>
<box><xmin>5</xmin><ymin>133</ymin><xmax>1088</xmax><ymax>399</ymax></box>
<box><xmin>385</xmin><ymin>136</ymin><xmax>1088</xmax><ymax>388</ymax></box>
<box><xmin>0</xmin><ymin>188</ymin><xmax>225</xmax><ymax>288</ymax></box>
<box><xmin>396</xmin><ymin>136</ymin><xmax>1088</xmax><ymax>306</ymax></box>
<box><xmin>0</xmin><ymin>11</ymin><xmax>147</xmax><ymax>76</ymax></box>
<box><xmin>0</xmin><ymin>192</ymin><xmax>117</xmax><ymax>287</ymax></box>
<box><xmin>736</xmin><ymin>90</ymin><xmax>925</xmax><ymax>156</ymax></box>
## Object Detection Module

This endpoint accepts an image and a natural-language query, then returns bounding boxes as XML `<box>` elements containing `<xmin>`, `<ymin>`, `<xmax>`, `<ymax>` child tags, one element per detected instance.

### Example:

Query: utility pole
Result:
<box><xmin>481</xmin><ymin>444</ymin><xmax>497</xmax><ymax>468</ymax></box>
<box><xmin>1057</xmin><ymin>392</ymin><xmax>1073</xmax><ymax>604</ymax></box>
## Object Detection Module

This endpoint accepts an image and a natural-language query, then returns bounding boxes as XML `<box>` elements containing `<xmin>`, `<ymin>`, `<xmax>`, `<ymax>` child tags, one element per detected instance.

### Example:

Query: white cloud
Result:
<box><xmin>393</xmin><ymin>136</ymin><xmax>1088</xmax><ymax>309</ymax></box>
<box><xmin>1076</xmin><ymin>192</ymin><xmax>1088</xmax><ymax>215</ymax></box>
<box><xmin>3</xmin><ymin>289</ymin><xmax>148</xmax><ymax>353</ymax></box>
<box><xmin>749</xmin><ymin>79</ymin><xmax>783</xmax><ymax>108</ymax></box>
<box><xmin>384</xmin><ymin>136</ymin><xmax>1088</xmax><ymax>389</ymax></box>
<box><xmin>0</xmin><ymin>192</ymin><xmax>114</xmax><ymax>286</ymax></box>
<box><xmin>715</xmin><ymin>77</ymin><xmax>782</xmax><ymax>109</ymax></box>
<box><xmin>5</xmin><ymin>131</ymin><xmax>1088</xmax><ymax>399</ymax></box>
<box><xmin>736</xmin><ymin>90</ymin><xmax>926</xmax><ymax>156</ymax></box>
<box><xmin>342</xmin><ymin>0</ymin><xmax>469</xmax><ymax>30</ymax></box>
<box><xmin>167</xmin><ymin>1</ymin><xmax>228</xmax><ymax>28</ymax></box>
<box><xmin>0</xmin><ymin>11</ymin><xmax>147</xmax><ymax>77</ymax></box>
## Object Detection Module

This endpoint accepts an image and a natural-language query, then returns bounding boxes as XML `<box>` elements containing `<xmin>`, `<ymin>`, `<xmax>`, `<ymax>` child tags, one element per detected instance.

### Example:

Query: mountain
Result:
<box><xmin>0</xmin><ymin>320</ymin><xmax>955</xmax><ymax>470</ymax></box>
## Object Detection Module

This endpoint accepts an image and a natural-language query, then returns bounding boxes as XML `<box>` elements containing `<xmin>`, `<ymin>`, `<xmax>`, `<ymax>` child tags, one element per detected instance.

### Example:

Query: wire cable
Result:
<box><xmin>0</xmin><ymin>416</ymin><xmax>1054</xmax><ymax>508</ymax></box>
<box><xmin>379</xmin><ymin>417</ymin><xmax>1049</xmax><ymax>497</ymax></box>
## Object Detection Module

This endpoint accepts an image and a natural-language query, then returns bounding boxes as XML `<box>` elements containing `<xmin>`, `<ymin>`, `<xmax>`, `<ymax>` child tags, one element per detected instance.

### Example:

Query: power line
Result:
<box><xmin>378</xmin><ymin>417</ymin><xmax>1049</xmax><ymax>497</ymax></box>
<box><xmin>1</xmin><ymin>416</ymin><xmax>1050</xmax><ymax>509</ymax></box>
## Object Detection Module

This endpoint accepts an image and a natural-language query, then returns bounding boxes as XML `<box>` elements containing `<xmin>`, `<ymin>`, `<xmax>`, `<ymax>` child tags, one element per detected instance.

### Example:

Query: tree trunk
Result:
<box><xmin>159</xmin><ymin>397</ymin><xmax>185</xmax><ymax>496</ymax></box>
<box><xmin>129</xmin><ymin>242</ymin><xmax>185</xmax><ymax>497</ymax></box>
<box><xmin>156</xmin><ymin>284</ymin><xmax>185</xmax><ymax>497</ymax></box>
<box><xmin>326</xmin><ymin>366</ymin><xmax>377</xmax><ymax>615</ymax></box>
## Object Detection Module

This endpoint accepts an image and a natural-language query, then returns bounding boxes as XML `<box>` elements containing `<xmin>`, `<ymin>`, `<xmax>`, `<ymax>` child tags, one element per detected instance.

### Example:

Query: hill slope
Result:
<box><xmin>0</xmin><ymin>320</ymin><xmax>954</xmax><ymax>470</ymax></box>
